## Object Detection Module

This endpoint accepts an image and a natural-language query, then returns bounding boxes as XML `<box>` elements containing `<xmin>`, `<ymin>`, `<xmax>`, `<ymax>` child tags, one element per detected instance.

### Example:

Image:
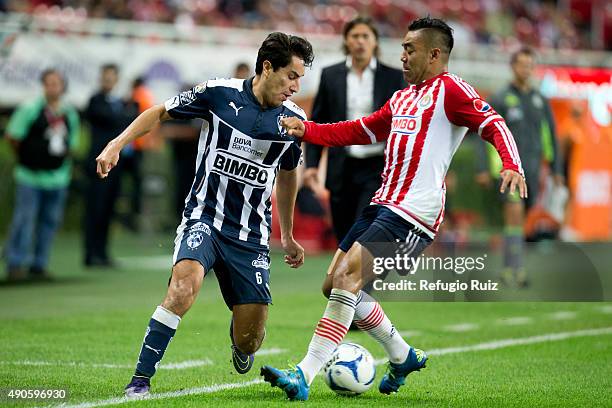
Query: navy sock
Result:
<box><xmin>134</xmin><ymin>306</ymin><xmax>180</xmax><ymax>378</ymax></box>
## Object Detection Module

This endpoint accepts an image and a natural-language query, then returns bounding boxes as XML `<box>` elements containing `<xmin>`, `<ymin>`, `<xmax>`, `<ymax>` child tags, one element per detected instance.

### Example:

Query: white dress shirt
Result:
<box><xmin>345</xmin><ymin>57</ymin><xmax>385</xmax><ymax>158</ymax></box>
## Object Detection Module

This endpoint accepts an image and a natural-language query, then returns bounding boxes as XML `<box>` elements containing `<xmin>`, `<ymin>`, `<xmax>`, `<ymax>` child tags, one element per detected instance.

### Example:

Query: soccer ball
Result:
<box><xmin>323</xmin><ymin>343</ymin><xmax>376</xmax><ymax>395</ymax></box>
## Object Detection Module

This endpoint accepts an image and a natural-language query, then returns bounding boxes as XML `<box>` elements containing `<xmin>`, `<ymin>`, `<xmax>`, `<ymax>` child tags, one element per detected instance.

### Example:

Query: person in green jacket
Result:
<box><xmin>476</xmin><ymin>47</ymin><xmax>564</xmax><ymax>287</ymax></box>
<box><xmin>4</xmin><ymin>68</ymin><xmax>80</xmax><ymax>281</ymax></box>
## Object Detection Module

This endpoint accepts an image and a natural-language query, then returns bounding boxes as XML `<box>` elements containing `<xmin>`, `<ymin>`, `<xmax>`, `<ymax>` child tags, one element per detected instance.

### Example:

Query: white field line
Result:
<box><xmin>443</xmin><ymin>323</ymin><xmax>479</xmax><ymax>332</ymax></box>
<box><xmin>162</xmin><ymin>359</ymin><xmax>213</xmax><ymax>369</ymax></box>
<box><xmin>37</xmin><ymin>327</ymin><xmax>612</xmax><ymax>408</ymax></box>
<box><xmin>374</xmin><ymin>326</ymin><xmax>612</xmax><ymax>364</ymax></box>
<box><xmin>0</xmin><ymin>359</ymin><xmax>213</xmax><ymax>370</ymax></box>
<box><xmin>496</xmin><ymin>316</ymin><xmax>533</xmax><ymax>326</ymax></box>
<box><xmin>0</xmin><ymin>361</ymin><xmax>134</xmax><ymax>369</ymax></box>
<box><xmin>597</xmin><ymin>305</ymin><xmax>612</xmax><ymax>314</ymax></box>
<box><xmin>3</xmin><ymin>348</ymin><xmax>286</xmax><ymax>371</ymax></box>
<box><xmin>41</xmin><ymin>379</ymin><xmax>264</xmax><ymax>408</ymax></box>
<box><xmin>548</xmin><ymin>311</ymin><xmax>578</xmax><ymax>320</ymax></box>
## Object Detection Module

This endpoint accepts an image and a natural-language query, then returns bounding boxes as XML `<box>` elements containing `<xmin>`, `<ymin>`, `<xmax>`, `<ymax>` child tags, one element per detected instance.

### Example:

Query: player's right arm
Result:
<box><xmin>281</xmin><ymin>99</ymin><xmax>392</xmax><ymax>147</ymax></box>
<box><xmin>95</xmin><ymin>104</ymin><xmax>170</xmax><ymax>178</ymax></box>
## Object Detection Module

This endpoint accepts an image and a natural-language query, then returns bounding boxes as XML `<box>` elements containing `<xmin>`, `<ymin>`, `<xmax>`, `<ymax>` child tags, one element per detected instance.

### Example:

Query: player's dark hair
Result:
<box><xmin>408</xmin><ymin>17</ymin><xmax>454</xmax><ymax>55</ymax></box>
<box><xmin>510</xmin><ymin>46</ymin><xmax>536</xmax><ymax>64</ymax></box>
<box><xmin>255</xmin><ymin>32</ymin><xmax>314</xmax><ymax>75</ymax></box>
<box><xmin>342</xmin><ymin>15</ymin><xmax>379</xmax><ymax>57</ymax></box>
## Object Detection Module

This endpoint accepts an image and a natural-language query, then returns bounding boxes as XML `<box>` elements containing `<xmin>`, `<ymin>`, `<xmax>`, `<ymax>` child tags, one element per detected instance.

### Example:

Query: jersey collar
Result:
<box><xmin>414</xmin><ymin>71</ymin><xmax>447</xmax><ymax>89</ymax></box>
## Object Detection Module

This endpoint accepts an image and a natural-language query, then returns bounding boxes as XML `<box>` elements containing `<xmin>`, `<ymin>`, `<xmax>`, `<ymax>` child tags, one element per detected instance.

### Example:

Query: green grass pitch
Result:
<box><xmin>1</xmin><ymin>232</ymin><xmax>610</xmax><ymax>407</ymax></box>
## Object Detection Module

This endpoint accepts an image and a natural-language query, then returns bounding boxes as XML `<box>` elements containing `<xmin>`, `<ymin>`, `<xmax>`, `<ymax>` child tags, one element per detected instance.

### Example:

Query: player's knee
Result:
<box><xmin>163</xmin><ymin>261</ymin><xmax>203</xmax><ymax>315</ymax></box>
<box><xmin>168</xmin><ymin>278</ymin><xmax>196</xmax><ymax>302</ymax></box>
<box><xmin>331</xmin><ymin>258</ymin><xmax>362</xmax><ymax>294</ymax></box>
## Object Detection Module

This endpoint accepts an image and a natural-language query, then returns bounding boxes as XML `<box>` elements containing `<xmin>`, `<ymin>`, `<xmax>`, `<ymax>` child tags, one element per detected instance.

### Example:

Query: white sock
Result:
<box><xmin>354</xmin><ymin>291</ymin><xmax>410</xmax><ymax>364</ymax></box>
<box><xmin>297</xmin><ymin>288</ymin><xmax>356</xmax><ymax>385</ymax></box>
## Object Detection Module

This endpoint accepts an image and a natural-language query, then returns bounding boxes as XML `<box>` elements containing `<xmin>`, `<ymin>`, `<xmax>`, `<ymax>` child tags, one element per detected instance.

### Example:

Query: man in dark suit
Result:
<box><xmin>305</xmin><ymin>16</ymin><xmax>406</xmax><ymax>243</ymax></box>
<box><xmin>83</xmin><ymin>64</ymin><xmax>138</xmax><ymax>267</ymax></box>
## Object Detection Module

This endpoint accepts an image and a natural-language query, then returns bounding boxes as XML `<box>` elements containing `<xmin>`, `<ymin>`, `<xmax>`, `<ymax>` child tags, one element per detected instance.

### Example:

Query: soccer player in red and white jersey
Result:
<box><xmin>262</xmin><ymin>17</ymin><xmax>527</xmax><ymax>400</ymax></box>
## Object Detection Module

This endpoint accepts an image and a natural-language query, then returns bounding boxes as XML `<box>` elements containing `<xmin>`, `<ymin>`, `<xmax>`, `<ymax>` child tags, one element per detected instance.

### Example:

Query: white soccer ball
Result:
<box><xmin>323</xmin><ymin>343</ymin><xmax>376</xmax><ymax>395</ymax></box>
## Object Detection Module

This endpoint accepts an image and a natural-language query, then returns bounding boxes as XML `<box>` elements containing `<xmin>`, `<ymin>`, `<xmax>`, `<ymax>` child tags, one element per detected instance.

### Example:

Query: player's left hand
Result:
<box><xmin>281</xmin><ymin>237</ymin><xmax>304</xmax><ymax>268</ymax></box>
<box><xmin>500</xmin><ymin>169</ymin><xmax>528</xmax><ymax>199</ymax></box>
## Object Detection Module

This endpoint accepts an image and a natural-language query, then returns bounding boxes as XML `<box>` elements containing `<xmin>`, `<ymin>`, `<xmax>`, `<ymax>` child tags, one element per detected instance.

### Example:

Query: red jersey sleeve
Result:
<box><xmin>443</xmin><ymin>74</ymin><xmax>524</xmax><ymax>176</ymax></box>
<box><xmin>303</xmin><ymin>99</ymin><xmax>392</xmax><ymax>147</ymax></box>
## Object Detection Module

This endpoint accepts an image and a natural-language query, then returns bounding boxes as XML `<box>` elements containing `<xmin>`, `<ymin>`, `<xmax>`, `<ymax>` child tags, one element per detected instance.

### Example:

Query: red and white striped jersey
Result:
<box><xmin>303</xmin><ymin>72</ymin><xmax>524</xmax><ymax>238</ymax></box>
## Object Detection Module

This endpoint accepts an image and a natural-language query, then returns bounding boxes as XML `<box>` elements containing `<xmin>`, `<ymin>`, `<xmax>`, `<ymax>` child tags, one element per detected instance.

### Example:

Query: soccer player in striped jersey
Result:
<box><xmin>261</xmin><ymin>17</ymin><xmax>527</xmax><ymax>400</ymax></box>
<box><xmin>95</xmin><ymin>32</ymin><xmax>314</xmax><ymax>398</ymax></box>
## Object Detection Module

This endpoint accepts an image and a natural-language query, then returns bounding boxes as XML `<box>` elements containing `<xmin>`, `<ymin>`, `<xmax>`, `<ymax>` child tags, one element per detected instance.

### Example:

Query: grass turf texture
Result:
<box><xmin>0</xmin><ymin>232</ymin><xmax>611</xmax><ymax>407</ymax></box>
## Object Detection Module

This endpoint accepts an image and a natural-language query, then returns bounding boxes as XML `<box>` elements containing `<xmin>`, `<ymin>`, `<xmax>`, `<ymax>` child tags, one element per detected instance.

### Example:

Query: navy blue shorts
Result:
<box><xmin>339</xmin><ymin>205</ymin><xmax>433</xmax><ymax>261</ymax></box>
<box><xmin>173</xmin><ymin>221</ymin><xmax>271</xmax><ymax>309</ymax></box>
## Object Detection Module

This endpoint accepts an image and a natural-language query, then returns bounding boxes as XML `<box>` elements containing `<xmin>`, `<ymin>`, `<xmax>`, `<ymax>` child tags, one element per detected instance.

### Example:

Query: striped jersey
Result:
<box><xmin>164</xmin><ymin>77</ymin><xmax>304</xmax><ymax>247</ymax></box>
<box><xmin>303</xmin><ymin>72</ymin><xmax>524</xmax><ymax>238</ymax></box>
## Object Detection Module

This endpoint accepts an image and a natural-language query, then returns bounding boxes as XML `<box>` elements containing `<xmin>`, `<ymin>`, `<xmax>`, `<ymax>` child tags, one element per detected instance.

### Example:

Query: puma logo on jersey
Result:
<box><xmin>229</xmin><ymin>101</ymin><xmax>244</xmax><ymax>116</ymax></box>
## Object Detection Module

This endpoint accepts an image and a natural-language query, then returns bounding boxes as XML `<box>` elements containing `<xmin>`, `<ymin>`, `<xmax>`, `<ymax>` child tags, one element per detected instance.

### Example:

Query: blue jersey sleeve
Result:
<box><xmin>279</xmin><ymin>141</ymin><xmax>302</xmax><ymax>170</ymax></box>
<box><xmin>164</xmin><ymin>82</ymin><xmax>211</xmax><ymax>120</ymax></box>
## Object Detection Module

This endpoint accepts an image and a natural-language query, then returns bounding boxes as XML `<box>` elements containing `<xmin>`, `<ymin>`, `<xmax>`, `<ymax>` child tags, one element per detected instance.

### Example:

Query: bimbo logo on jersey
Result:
<box><xmin>391</xmin><ymin>115</ymin><xmax>422</xmax><ymax>135</ymax></box>
<box><xmin>473</xmin><ymin>99</ymin><xmax>491</xmax><ymax>113</ymax></box>
<box><xmin>212</xmin><ymin>151</ymin><xmax>274</xmax><ymax>188</ymax></box>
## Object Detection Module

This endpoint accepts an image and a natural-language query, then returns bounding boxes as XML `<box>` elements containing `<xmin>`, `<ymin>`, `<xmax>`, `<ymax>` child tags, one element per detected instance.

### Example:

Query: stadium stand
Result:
<box><xmin>3</xmin><ymin>0</ymin><xmax>611</xmax><ymax>50</ymax></box>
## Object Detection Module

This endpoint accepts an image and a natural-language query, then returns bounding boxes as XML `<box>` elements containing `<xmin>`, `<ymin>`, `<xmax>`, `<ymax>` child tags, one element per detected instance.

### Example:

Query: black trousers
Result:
<box><xmin>84</xmin><ymin>163</ymin><xmax>123</xmax><ymax>262</ymax></box>
<box><xmin>328</xmin><ymin>156</ymin><xmax>383</xmax><ymax>243</ymax></box>
<box><xmin>120</xmin><ymin>150</ymin><xmax>143</xmax><ymax>218</ymax></box>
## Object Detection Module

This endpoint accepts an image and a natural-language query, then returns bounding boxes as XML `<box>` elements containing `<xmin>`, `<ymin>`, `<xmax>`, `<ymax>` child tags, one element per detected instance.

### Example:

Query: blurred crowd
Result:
<box><xmin>1</xmin><ymin>60</ymin><xmax>252</xmax><ymax>281</ymax></box>
<box><xmin>3</xmin><ymin>0</ymin><xmax>611</xmax><ymax>50</ymax></box>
